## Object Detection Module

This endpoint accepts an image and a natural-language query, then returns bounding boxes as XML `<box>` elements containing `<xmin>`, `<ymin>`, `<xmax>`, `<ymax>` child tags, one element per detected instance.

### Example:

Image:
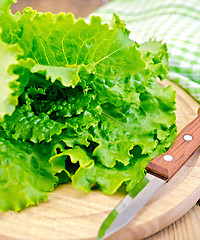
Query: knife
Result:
<box><xmin>98</xmin><ymin>110</ymin><xmax>200</xmax><ymax>240</ymax></box>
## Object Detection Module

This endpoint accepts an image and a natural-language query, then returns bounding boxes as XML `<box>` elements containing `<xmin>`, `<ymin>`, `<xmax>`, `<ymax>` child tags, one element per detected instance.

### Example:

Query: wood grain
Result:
<box><xmin>145</xmin><ymin>204</ymin><xmax>200</xmax><ymax>240</ymax></box>
<box><xmin>0</xmin><ymin>80</ymin><xmax>199</xmax><ymax>240</ymax></box>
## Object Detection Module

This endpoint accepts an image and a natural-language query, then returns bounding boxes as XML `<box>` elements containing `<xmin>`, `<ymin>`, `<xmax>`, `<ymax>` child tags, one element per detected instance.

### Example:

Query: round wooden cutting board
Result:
<box><xmin>0</xmin><ymin>79</ymin><xmax>199</xmax><ymax>240</ymax></box>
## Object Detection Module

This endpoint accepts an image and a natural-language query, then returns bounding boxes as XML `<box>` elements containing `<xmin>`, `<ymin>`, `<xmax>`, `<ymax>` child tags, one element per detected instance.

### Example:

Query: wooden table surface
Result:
<box><xmin>10</xmin><ymin>1</ymin><xmax>200</xmax><ymax>239</ymax></box>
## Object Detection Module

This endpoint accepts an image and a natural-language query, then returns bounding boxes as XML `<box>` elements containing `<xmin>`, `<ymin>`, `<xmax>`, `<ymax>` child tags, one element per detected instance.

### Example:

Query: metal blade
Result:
<box><xmin>98</xmin><ymin>173</ymin><xmax>166</xmax><ymax>240</ymax></box>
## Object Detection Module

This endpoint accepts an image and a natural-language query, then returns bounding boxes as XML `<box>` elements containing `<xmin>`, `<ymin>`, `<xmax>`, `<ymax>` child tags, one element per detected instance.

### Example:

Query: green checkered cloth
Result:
<box><xmin>93</xmin><ymin>0</ymin><xmax>200</xmax><ymax>103</ymax></box>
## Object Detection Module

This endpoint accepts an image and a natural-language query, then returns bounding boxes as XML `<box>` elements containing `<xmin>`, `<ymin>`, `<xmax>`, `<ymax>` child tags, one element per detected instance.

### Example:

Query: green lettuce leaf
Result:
<box><xmin>139</xmin><ymin>39</ymin><xmax>168</xmax><ymax>80</ymax></box>
<box><xmin>0</xmin><ymin>128</ymin><xmax>58</xmax><ymax>212</ymax></box>
<box><xmin>2</xmin><ymin>106</ymin><xmax>66</xmax><ymax>143</ymax></box>
<box><xmin>89</xmin><ymin>98</ymin><xmax>175</xmax><ymax>168</ymax></box>
<box><xmin>1</xmin><ymin>5</ymin><xmax>146</xmax><ymax>89</ymax></box>
<box><xmin>0</xmin><ymin>0</ymin><xmax>177</xmax><ymax>212</ymax></box>
<box><xmin>0</xmin><ymin>0</ymin><xmax>21</xmax><ymax>44</ymax></box>
<box><xmin>50</xmin><ymin>145</ymin><xmax>94</xmax><ymax>178</ymax></box>
<box><xmin>0</xmin><ymin>39</ymin><xmax>21</xmax><ymax>117</ymax></box>
<box><xmin>31</xmin><ymin>65</ymin><xmax>81</xmax><ymax>88</ymax></box>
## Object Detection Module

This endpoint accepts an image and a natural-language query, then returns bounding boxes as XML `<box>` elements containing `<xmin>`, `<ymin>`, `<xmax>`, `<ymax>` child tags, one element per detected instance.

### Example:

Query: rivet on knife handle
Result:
<box><xmin>146</xmin><ymin>114</ymin><xmax>200</xmax><ymax>180</ymax></box>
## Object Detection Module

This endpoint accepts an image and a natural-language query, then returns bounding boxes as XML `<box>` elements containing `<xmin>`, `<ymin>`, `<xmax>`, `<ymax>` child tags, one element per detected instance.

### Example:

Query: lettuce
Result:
<box><xmin>0</xmin><ymin>40</ymin><xmax>21</xmax><ymax>117</ymax></box>
<box><xmin>0</xmin><ymin>0</ymin><xmax>177</xmax><ymax>211</ymax></box>
<box><xmin>0</xmin><ymin>129</ymin><xmax>58</xmax><ymax>211</ymax></box>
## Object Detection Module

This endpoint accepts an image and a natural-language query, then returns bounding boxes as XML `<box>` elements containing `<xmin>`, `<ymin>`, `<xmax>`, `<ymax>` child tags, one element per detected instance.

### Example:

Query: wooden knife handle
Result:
<box><xmin>146</xmin><ymin>113</ymin><xmax>200</xmax><ymax>180</ymax></box>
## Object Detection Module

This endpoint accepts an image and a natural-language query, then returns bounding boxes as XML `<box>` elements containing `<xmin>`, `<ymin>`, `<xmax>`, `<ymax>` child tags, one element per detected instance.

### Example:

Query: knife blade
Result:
<box><xmin>98</xmin><ymin>112</ymin><xmax>200</xmax><ymax>240</ymax></box>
